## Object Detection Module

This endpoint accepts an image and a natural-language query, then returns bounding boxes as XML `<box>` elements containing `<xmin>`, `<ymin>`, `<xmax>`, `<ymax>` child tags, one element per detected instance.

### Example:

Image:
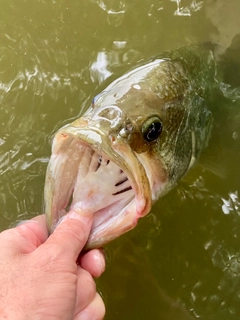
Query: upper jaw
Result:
<box><xmin>44</xmin><ymin>122</ymin><xmax>152</xmax><ymax>248</ymax></box>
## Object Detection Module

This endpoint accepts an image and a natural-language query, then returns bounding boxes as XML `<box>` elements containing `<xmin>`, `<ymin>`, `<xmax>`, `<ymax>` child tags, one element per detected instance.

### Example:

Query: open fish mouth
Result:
<box><xmin>45</xmin><ymin>127</ymin><xmax>151</xmax><ymax>248</ymax></box>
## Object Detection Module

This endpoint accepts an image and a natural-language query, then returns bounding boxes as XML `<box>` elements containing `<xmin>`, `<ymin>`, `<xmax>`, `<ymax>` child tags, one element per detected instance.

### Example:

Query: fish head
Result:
<box><xmin>45</xmin><ymin>58</ymin><xmax>212</xmax><ymax>248</ymax></box>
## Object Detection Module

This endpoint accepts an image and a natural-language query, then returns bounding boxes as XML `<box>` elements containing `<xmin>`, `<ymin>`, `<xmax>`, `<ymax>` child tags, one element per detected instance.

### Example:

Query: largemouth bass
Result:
<box><xmin>44</xmin><ymin>46</ymin><xmax>216</xmax><ymax>248</ymax></box>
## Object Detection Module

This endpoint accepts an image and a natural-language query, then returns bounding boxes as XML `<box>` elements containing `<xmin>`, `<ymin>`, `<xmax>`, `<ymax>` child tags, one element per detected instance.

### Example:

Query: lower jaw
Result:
<box><xmin>85</xmin><ymin>198</ymin><xmax>138</xmax><ymax>249</ymax></box>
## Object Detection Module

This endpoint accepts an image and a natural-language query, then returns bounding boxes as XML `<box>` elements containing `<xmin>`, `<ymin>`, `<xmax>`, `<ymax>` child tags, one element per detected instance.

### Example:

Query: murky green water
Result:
<box><xmin>1</xmin><ymin>0</ymin><xmax>240</xmax><ymax>319</ymax></box>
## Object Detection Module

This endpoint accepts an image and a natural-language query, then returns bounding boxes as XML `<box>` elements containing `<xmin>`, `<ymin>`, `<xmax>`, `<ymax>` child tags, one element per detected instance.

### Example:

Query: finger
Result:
<box><xmin>0</xmin><ymin>215</ymin><xmax>49</xmax><ymax>256</ymax></box>
<box><xmin>79</xmin><ymin>249</ymin><xmax>106</xmax><ymax>278</ymax></box>
<box><xmin>44</xmin><ymin>210</ymin><xmax>93</xmax><ymax>261</ymax></box>
<box><xmin>75</xmin><ymin>292</ymin><xmax>106</xmax><ymax>320</ymax></box>
<box><xmin>75</xmin><ymin>267</ymin><xmax>96</xmax><ymax>314</ymax></box>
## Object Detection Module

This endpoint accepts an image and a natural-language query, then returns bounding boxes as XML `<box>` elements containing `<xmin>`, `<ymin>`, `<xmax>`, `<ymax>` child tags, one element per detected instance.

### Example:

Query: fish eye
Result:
<box><xmin>142</xmin><ymin>116</ymin><xmax>162</xmax><ymax>142</ymax></box>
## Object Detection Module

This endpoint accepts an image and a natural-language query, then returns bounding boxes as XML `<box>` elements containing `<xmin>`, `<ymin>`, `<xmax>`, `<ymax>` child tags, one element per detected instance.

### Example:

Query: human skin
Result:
<box><xmin>0</xmin><ymin>210</ymin><xmax>106</xmax><ymax>320</ymax></box>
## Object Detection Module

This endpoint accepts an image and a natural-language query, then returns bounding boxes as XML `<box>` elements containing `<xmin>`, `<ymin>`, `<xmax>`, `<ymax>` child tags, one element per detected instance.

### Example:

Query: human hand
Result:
<box><xmin>0</xmin><ymin>210</ymin><xmax>106</xmax><ymax>320</ymax></box>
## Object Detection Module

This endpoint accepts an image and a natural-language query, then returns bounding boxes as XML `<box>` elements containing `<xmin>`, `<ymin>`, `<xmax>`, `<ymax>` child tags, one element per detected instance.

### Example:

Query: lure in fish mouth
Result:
<box><xmin>45</xmin><ymin>46</ymin><xmax>215</xmax><ymax>248</ymax></box>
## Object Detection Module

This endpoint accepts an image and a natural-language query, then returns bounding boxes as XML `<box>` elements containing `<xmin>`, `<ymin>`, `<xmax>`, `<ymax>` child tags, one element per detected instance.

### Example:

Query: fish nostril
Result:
<box><xmin>119</xmin><ymin>121</ymin><xmax>133</xmax><ymax>138</ymax></box>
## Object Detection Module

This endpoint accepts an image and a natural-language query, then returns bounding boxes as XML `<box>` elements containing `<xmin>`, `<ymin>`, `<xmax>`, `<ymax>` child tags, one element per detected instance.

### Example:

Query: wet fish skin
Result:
<box><xmin>45</xmin><ymin>45</ymin><xmax>216</xmax><ymax>248</ymax></box>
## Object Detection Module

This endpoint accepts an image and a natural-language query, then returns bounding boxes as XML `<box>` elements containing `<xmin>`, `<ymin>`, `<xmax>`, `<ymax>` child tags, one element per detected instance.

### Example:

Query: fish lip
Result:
<box><xmin>45</xmin><ymin>123</ymin><xmax>152</xmax><ymax>248</ymax></box>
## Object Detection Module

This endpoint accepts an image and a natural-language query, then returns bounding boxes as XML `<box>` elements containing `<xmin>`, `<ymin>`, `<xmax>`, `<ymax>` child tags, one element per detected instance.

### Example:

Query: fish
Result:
<box><xmin>44</xmin><ymin>45</ymin><xmax>216</xmax><ymax>249</ymax></box>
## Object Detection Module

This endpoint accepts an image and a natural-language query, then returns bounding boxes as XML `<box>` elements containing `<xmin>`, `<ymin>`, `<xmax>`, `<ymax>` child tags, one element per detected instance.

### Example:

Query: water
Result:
<box><xmin>0</xmin><ymin>0</ymin><xmax>240</xmax><ymax>319</ymax></box>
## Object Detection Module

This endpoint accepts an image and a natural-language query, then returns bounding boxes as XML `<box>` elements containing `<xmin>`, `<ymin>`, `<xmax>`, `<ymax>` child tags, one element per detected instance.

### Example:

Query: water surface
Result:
<box><xmin>1</xmin><ymin>0</ymin><xmax>240</xmax><ymax>319</ymax></box>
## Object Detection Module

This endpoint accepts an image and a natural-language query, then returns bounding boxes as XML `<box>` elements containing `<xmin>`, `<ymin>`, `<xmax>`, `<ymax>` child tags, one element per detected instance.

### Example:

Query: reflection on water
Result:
<box><xmin>89</xmin><ymin>41</ymin><xmax>140</xmax><ymax>84</ymax></box>
<box><xmin>0</xmin><ymin>67</ymin><xmax>87</xmax><ymax>99</ymax></box>
<box><xmin>90</xmin><ymin>51</ymin><xmax>113</xmax><ymax>84</ymax></box>
<box><xmin>0</xmin><ymin>0</ymin><xmax>240</xmax><ymax>319</ymax></box>
<box><xmin>172</xmin><ymin>0</ymin><xmax>204</xmax><ymax>16</ymax></box>
<box><xmin>95</xmin><ymin>0</ymin><xmax>126</xmax><ymax>27</ymax></box>
<box><xmin>221</xmin><ymin>192</ymin><xmax>239</xmax><ymax>215</ymax></box>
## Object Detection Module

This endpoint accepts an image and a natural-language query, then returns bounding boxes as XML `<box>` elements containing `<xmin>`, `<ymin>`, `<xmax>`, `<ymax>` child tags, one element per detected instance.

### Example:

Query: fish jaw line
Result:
<box><xmin>134</xmin><ymin>152</ymin><xmax>169</xmax><ymax>202</ymax></box>
<box><xmin>44</xmin><ymin>125</ymin><xmax>152</xmax><ymax>248</ymax></box>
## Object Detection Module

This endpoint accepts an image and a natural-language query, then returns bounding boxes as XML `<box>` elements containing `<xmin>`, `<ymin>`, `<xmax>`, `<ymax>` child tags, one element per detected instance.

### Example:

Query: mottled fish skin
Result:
<box><xmin>45</xmin><ymin>46</ymin><xmax>216</xmax><ymax>248</ymax></box>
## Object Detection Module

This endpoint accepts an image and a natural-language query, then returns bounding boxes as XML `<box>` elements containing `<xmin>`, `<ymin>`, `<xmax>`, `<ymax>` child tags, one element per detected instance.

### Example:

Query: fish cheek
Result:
<box><xmin>137</xmin><ymin>142</ymin><xmax>169</xmax><ymax>196</ymax></box>
<box><xmin>128</xmin><ymin>131</ymin><xmax>150</xmax><ymax>154</ymax></box>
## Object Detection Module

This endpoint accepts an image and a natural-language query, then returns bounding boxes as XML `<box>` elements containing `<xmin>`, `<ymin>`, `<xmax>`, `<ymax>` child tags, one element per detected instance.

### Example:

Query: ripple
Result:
<box><xmin>172</xmin><ymin>0</ymin><xmax>204</xmax><ymax>17</ymax></box>
<box><xmin>95</xmin><ymin>0</ymin><xmax>126</xmax><ymax>15</ymax></box>
<box><xmin>221</xmin><ymin>191</ymin><xmax>239</xmax><ymax>215</ymax></box>
<box><xmin>93</xmin><ymin>0</ymin><xmax>126</xmax><ymax>26</ymax></box>
<box><xmin>0</xmin><ymin>138</ymin><xmax>5</xmax><ymax>146</ymax></box>
<box><xmin>0</xmin><ymin>66</ymin><xmax>87</xmax><ymax>101</ymax></box>
<box><xmin>90</xmin><ymin>51</ymin><xmax>112</xmax><ymax>84</ymax></box>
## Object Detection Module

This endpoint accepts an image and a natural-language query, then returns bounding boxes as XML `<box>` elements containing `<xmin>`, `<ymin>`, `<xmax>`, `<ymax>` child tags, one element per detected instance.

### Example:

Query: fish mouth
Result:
<box><xmin>44</xmin><ymin>124</ymin><xmax>151</xmax><ymax>248</ymax></box>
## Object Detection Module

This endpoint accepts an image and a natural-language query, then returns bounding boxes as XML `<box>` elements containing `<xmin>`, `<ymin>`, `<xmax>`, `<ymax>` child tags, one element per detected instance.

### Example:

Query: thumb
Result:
<box><xmin>44</xmin><ymin>210</ymin><xmax>93</xmax><ymax>261</ymax></box>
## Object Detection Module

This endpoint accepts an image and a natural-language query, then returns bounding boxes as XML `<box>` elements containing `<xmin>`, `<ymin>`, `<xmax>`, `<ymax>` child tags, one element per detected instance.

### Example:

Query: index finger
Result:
<box><xmin>0</xmin><ymin>215</ymin><xmax>49</xmax><ymax>257</ymax></box>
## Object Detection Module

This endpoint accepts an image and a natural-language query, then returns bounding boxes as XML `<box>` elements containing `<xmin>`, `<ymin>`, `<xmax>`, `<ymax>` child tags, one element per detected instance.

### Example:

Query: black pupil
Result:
<box><xmin>145</xmin><ymin>122</ymin><xmax>162</xmax><ymax>142</ymax></box>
